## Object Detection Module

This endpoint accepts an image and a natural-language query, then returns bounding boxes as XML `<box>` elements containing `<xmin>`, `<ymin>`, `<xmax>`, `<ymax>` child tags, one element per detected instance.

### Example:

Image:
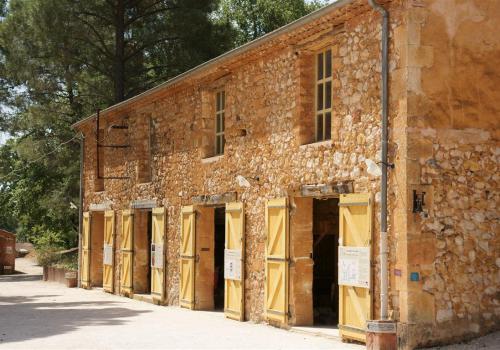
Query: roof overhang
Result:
<box><xmin>71</xmin><ymin>0</ymin><xmax>355</xmax><ymax>129</ymax></box>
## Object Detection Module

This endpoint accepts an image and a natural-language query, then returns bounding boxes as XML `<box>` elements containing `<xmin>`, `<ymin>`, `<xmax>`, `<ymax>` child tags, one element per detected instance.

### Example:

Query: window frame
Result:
<box><xmin>314</xmin><ymin>48</ymin><xmax>333</xmax><ymax>142</ymax></box>
<box><xmin>214</xmin><ymin>90</ymin><xmax>225</xmax><ymax>156</ymax></box>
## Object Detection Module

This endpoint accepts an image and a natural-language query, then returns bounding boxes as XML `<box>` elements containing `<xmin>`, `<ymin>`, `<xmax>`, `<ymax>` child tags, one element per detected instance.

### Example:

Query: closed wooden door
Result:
<box><xmin>81</xmin><ymin>212</ymin><xmax>91</xmax><ymax>288</ymax></box>
<box><xmin>224</xmin><ymin>202</ymin><xmax>245</xmax><ymax>321</ymax></box>
<box><xmin>151</xmin><ymin>207</ymin><xmax>166</xmax><ymax>303</ymax></box>
<box><xmin>338</xmin><ymin>193</ymin><xmax>373</xmax><ymax>342</ymax></box>
<box><xmin>120</xmin><ymin>210</ymin><xmax>133</xmax><ymax>295</ymax></box>
<box><xmin>265</xmin><ymin>198</ymin><xmax>289</xmax><ymax>325</ymax></box>
<box><xmin>180</xmin><ymin>206</ymin><xmax>196</xmax><ymax>309</ymax></box>
<box><xmin>103</xmin><ymin>210</ymin><xmax>115</xmax><ymax>293</ymax></box>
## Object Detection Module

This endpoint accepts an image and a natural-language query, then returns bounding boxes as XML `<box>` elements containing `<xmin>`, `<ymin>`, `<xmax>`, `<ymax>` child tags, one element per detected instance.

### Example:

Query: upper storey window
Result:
<box><xmin>315</xmin><ymin>49</ymin><xmax>332</xmax><ymax>142</ymax></box>
<box><xmin>215</xmin><ymin>90</ymin><xmax>225</xmax><ymax>155</ymax></box>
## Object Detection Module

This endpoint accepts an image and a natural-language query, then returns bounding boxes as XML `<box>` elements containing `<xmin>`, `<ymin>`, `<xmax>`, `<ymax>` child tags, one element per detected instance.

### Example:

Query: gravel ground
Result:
<box><xmin>3</xmin><ymin>258</ymin><xmax>497</xmax><ymax>350</ymax></box>
<box><xmin>424</xmin><ymin>331</ymin><xmax>500</xmax><ymax>350</ymax></box>
<box><xmin>0</xmin><ymin>258</ymin><xmax>362</xmax><ymax>350</ymax></box>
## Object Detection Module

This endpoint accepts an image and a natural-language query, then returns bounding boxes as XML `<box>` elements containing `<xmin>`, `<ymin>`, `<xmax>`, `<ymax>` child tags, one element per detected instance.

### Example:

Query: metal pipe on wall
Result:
<box><xmin>367</xmin><ymin>0</ymin><xmax>390</xmax><ymax>321</ymax></box>
<box><xmin>77</xmin><ymin>133</ymin><xmax>85</xmax><ymax>288</ymax></box>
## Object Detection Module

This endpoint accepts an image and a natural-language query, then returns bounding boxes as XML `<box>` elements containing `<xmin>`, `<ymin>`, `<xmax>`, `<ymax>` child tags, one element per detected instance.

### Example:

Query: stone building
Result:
<box><xmin>72</xmin><ymin>0</ymin><xmax>499</xmax><ymax>349</ymax></box>
<box><xmin>0</xmin><ymin>229</ymin><xmax>16</xmax><ymax>274</ymax></box>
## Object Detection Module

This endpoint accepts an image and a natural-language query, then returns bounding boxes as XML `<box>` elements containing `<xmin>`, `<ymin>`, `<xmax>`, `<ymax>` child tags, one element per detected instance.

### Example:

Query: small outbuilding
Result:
<box><xmin>0</xmin><ymin>229</ymin><xmax>16</xmax><ymax>274</ymax></box>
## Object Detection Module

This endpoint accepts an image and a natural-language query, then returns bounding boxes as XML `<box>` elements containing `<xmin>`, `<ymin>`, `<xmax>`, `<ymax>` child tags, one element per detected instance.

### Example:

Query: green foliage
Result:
<box><xmin>54</xmin><ymin>253</ymin><xmax>78</xmax><ymax>272</ymax></box>
<box><xmin>0</xmin><ymin>0</ymin><xmax>325</xmax><ymax>248</ymax></box>
<box><xmin>217</xmin><ymin>0</ymin><xmax>327</xmax><ymax>46</ymax></box>
<box><xmin>35</xmin><ymin>245</ymin><xmax>61</xmax><ymax>267</ymax></box>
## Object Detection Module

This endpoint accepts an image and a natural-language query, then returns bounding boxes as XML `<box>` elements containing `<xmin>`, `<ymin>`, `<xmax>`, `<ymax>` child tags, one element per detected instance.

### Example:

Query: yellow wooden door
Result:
<box><xmin>151</xmin><ymin>207</ymin><xmax>166</xmax><ymax>303</ymax></box>
<box><xmin>338</xmin><ymin>193</ymin><xmax>373</xmax><ymax>343</ymax></box>
<box><xmin>180</xmin><ymin>205</ymin><xmax>196</xmax><ymax>309</ymax></box>
<box><xmin>224</xmin><ymin>202</ymin><xmax>245</xmax><ymax>321</ymax></box>
<box><xmin>103</xmin><ymin>210</ymin><xmax>115</xmax><ymax>293</ymax></box>
<box><xmin>120</xmin><ymin>210</ymin><xmax>134</xmax><ymax>296</ymax></box>
<box><xmin>81</xmin><ymin>212</ymin><xmax>91</xmax><ymax>288</ymax></box>
<box><xmin>265</xmin><ymin>198</ymin><xmax>289</xmax><ymax>325</ymax></box>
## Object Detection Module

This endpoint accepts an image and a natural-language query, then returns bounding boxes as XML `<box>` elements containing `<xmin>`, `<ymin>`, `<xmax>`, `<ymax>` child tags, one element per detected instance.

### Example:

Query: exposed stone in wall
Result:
<box><xmin>78</xmin><ymin>4</ymin><xmax>400</xmax><ymax>325</ymax></box>
<box><xmin>399</xmin><ymin>0</ymin><xmax>500</xmax><ymax>348</ymax></box>
<box><xmin>76</xmin><ymin>1</ymin><xmax>500</xmax><ymax>348</ymax></box>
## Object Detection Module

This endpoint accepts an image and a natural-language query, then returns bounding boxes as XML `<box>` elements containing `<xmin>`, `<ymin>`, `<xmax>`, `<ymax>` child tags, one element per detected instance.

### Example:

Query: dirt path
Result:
<box><xmin>0</xmin><ymin>272</ymin><xmax>363</xmax><ymax>350</ymax></box>
<box><xmin>425</xmin><ymin>331</ymin><xmax>500</xmax><ymax>350</ymax></box>
<box><xmin>14</xmin><ymin>257</ymin><xmax>43</xmax><ymax>275</ymax></box>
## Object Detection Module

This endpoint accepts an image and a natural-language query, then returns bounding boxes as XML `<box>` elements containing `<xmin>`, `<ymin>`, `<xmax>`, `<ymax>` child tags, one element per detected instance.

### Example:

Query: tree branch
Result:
<box><xmin>73</xmin><ymin>16</ymin><xmax>114</xmax><ymax>58</ymax></box>
<box><xmin>124</xmin><ymin>36</ymin><xmax>179</xmax><ymax>62</ymax></box>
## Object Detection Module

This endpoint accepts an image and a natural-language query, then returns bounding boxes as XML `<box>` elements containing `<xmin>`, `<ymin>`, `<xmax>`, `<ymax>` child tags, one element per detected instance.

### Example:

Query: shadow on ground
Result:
<box><xmin>0</xmin><ymin>274</ymin><xmax>42</xmax><ymax>282</ymax></box>
<box><xmin>0</xmin><ymin>290</ymin><xmax>151</xmax><ymax>344</ymax></box>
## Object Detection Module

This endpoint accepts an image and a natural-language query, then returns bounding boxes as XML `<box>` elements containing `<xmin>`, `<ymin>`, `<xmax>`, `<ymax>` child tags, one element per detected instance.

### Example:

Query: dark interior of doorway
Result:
<box><xmin>214</xmin><ymin>207</ymin><xmax>225</xmax><ymax>310</ymax></box>
<box><xmin>313</xmin><ymin>198</ymin><xmax>339</xmax><ymax>326</ymax></box>
<box><xmin>90</xmin><ymin>212</ymin><xmax>104</xmax><ymax>288</ymax></box>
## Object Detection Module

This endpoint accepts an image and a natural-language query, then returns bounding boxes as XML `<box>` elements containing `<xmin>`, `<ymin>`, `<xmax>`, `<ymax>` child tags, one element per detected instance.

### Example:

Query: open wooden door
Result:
<box><xmin>120</xmin><ymin>210</ymin><xmax>134</xmax><ymax>296</ymax></box>
<box><xmin>103</xmin><ymin>210</ymin><xmax>115</xmax><ymax>293</ymax></box>
<box><xmin>265</xmin><ymin>198</ymin><xmax>289</xmax><ymax>325</ymax></box>
<box><xmin>180</xmin><ymin>205</ymin><xmax>196</xmax><ymax>309</ymax></box>
<box><xmin>338</xmin><ymin>193</ymin><xmax>373</xmax><ymax>343</ymax></box>
<box><xmin>81</xmin><ymin>212</ymin><xmax>91</xmax><ymax>289</ymax></box>
<box><xmin>224</xmin><ymin>202</ymin><xmax>245</xmax><ymax>321</ymax></box>
<box><xmin>151</xmin><ymin>207</ymin><xmax>166</xmax><ymax>303</ymax></box>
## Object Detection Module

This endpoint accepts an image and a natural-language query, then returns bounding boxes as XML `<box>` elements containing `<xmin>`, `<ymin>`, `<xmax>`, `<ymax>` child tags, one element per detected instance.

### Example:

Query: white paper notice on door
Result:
<box><xmin>224</xmin><ymin>249</ymin><xmax>242</xmax><ymax>281</ymax></box>
<box><xmin>103</xmin><ymin>244</ymin><xmax>113</xmax><ymax>266</ymax></box>
<box><xmin>338</xmin><ymin>246</ymin><xmax>370</xmax><ymax>288</ymax></box>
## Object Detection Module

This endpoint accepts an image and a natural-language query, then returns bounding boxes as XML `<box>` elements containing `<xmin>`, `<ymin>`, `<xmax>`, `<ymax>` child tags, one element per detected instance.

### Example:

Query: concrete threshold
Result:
<box><xmin>290</xmin><ymin>325</ymin><xmax>341</xmax><ymax>340</ymax></box>
<box><xmin>133</xmin><ymin>293</ymin><xmax>155</xmax><ymax>304</ymax></box>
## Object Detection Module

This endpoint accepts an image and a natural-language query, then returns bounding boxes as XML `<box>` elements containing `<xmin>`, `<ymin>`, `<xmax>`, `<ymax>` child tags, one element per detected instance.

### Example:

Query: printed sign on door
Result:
<box><xmin>338</xmin><ymin>246</ymin><xmax>370</xmax><ymax>288</ymax></box>
<box><xmin>224</xmin><ymin>249</ymin><xmax>242</xmax><ymax>281</ymax></box>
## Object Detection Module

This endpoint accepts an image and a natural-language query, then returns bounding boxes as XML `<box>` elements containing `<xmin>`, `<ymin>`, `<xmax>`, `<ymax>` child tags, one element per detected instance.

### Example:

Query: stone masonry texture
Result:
<box><xmin>75</xmin><ymin>1</ymin><xmax>499</xmax><ymax>349</ymax></box>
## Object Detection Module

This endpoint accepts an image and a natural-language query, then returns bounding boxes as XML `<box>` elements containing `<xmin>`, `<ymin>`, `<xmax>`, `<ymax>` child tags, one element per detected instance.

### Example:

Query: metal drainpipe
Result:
<box><xmin>368</xmin><ymin>0</ymin><xmax>390</xmax><ymax>321</ymax></box>
<box><xmin>77</xmin><ymin>132</ymin><xmax>85</xmax><ymax>288</ymax></box>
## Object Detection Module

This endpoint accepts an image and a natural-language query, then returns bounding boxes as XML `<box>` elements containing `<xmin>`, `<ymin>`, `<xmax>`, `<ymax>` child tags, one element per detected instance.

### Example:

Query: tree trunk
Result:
<box><xmin>114</xmin><ymin>0</ymin><xmax>126</xmax><ymax>103</ymax></box>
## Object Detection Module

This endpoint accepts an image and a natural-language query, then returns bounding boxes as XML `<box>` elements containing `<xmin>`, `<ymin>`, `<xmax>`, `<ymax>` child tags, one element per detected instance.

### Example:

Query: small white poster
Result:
<box><xmin>152</xmin><ymin>243</ymin><xmax>164</xmax><ymax>268</ymax></box>
<box><xmin>103</xmin><ymin>244</ymin><xmax>113</xmax><ymax>266</ymax></box>
<box><xmin>5</xmin><ymin>246</ymin><xmax>13</xmax><ymax>255</ymax></box>
<box><xmin>338</xmin><ymin>246</ymin><xmax>370</xmax><ymax>288</ymax></box>
<box><xmin>224</xmin><ymin>249</ymin><xmax>242</xmax><ymax>281</ymax></box>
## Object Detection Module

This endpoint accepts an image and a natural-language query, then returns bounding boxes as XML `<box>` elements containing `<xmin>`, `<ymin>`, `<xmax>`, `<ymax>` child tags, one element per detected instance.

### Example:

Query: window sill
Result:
<box><xmin>299</xmin><ymin>139</ymin><xmax>333</xmax><ymax>149</ymax></box>
<box><xmin>201</xmin><ymin>155</ymin><xmax>224</xmax><ymax>164</ymax></box>
<box><xmin>136</xmin><ymin>181</ymin><xmax>152</xmax><ymax>186</ymax></box>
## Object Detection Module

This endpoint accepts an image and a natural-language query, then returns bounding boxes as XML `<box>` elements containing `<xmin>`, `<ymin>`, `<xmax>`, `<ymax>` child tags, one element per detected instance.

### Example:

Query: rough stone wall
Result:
<box><xmin>396</xmin><ymin>1</ymin><xmax>500</xmax><ymax>348</ymax></box>
<box><xmin>78</xmin><ymin>5</ymin><xmax>403</xmax><ymax>324</ymax></box>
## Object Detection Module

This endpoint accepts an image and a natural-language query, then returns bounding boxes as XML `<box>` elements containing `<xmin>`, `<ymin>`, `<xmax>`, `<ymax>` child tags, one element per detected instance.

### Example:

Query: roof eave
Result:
<box><xmin>71</xmin><ymin>0</ymin><xmax>354</xmax><ymax>130</ymax></box>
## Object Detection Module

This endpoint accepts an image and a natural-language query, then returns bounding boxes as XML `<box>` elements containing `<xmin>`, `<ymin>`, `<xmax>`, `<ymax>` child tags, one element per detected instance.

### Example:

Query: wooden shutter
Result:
<box><xmin>265</xmin><ymin>198</ymin><xmax>289</xmax><ymax>325</ymax></box>
<box><xmin>81</xmin><ymin>212</ymin><xmax>91</xmax><ymax>288</ymax></box>
<box><xmin>180</xmin><ymin>205</ymin><xmax>196</xmax><ymax>309</ymax></box>
<box><xmin>338</xmin><ymin>193</ymin><xmax>373</xmax><ymax>343</ymax></box>
<box><xmin>224</xmin><ymin>202</ymin><xmax>245</xmax><ymax>321</ymax></box>
<box><xmin>120</xmin><ymin>210</ymin><xmax>134</xmax><ymax>296</ymax></box>
<box><xmin>151</xmin><ymin>207</ymin><xmax>166</xmax><ymax>303</ymax></box>
<box><xmin>103</xmin><ymin>210</ymin><xmax>115</xmax><ymax>293</ymax></box>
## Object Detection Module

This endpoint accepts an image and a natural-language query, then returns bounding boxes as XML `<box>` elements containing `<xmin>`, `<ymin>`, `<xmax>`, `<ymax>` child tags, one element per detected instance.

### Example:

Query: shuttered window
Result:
<box><xmin>215</xmin><ymin>90</ymin><xmax>225</xmax><ymax>155</ymax></box>
<box><xmin>315</xmin><ymin>49</ymin><xmax>332</xmax><ymax>142</ymax></box>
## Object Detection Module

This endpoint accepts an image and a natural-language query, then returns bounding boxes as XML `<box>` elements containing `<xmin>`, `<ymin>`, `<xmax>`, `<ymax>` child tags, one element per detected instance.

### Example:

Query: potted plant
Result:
<box><xmin>64</xmin><ymin>271</ymin><xmax>77</xmax><ymax>288</ymax></box>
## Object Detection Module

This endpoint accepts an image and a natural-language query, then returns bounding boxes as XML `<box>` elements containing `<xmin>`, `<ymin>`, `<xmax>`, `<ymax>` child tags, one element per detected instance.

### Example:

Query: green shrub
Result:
<box><xmin>35</xmin><ymin>245</ymin><xmax>61</xmax><ymax>267</ymax></box>
<box><xmin>54</xmin><ymin>253</ymin><xmax>78</xmax><ymax>271</ymax></box>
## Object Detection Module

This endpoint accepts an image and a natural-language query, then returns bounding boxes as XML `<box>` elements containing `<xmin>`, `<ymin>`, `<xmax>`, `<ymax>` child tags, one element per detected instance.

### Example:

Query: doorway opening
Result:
<box><xmin>134</xmin><ymin>209</ymin><xmax>152</xmax><ymax>294</ymax></box>
<box><xmin>90</xmin><ymin>212</ymin><xmax>104</xmax><ymax>287</ymax></box>
<box><xmin>312</xmin><ymin>198</ymin><xmax>339</xmax><ymax>326</ymax></box>
<box><xmin>214</xmin><ymin>207</ymin><xmax>226</xmax><ymax>310</ymax></box>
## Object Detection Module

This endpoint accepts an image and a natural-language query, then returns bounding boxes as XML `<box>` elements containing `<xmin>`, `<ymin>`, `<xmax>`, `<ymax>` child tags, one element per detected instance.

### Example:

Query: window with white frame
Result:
<box><xmin>215</xmin><ymin>90</ymin><xmax>225</xmax><ymax>155</ymax></box>
<box><xmin>315</xmin><ymin>48</ymin><xmax>332</xmax><ymax>142</ymax></box>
